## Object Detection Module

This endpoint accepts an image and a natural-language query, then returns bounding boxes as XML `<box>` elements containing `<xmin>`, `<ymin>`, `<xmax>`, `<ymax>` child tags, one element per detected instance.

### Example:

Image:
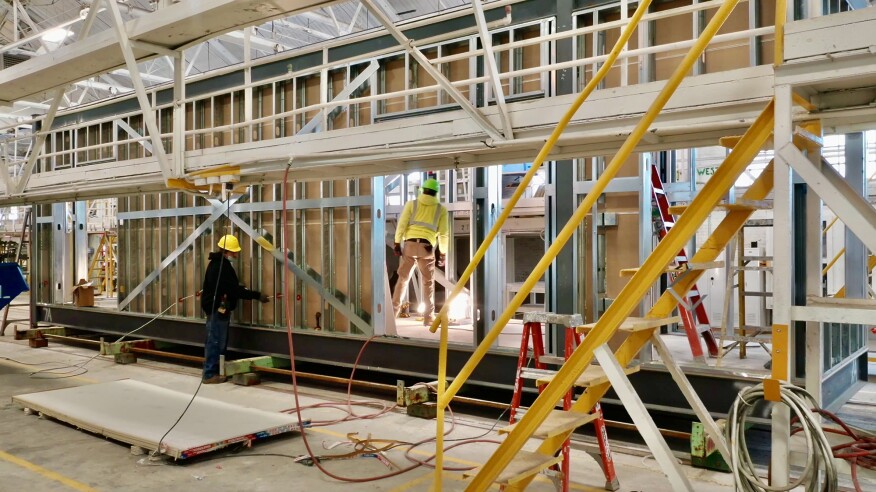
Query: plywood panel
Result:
<box><xmin>758</xmin><ymin>0</ymin><xmax>776</xmax><ymax>66</ymax></box>
<box><xmin>304</xmin><ymin>181</ymin><xmax>322</xmax><ymax>330</ymax></box>
<box><xmin>605</xmin><ymin>213</ymin><xmax>640</xmax><ymax>299</ymax></box>
<box><xmin>493</xmin><ymin>31</ymin><xmax>511</xmax><ymax>96</ymax></box>
<box><xmin>444</xmin><ymin>41</ymin><xmax>471</xmax><ymax>103</ymax></box>
<box><xmin>654</xmin><ymin>0</ymin><xmax>694</xmax><ymax>82</ymax></box>
<box><xmin>414</xmin><ymin>48</ymin><xmax>439</xmax><ymax>109</ymax></box>
<box><xmin>258</xmin><ymin>84</ymin><xmax>275</xmax><ymax>141</ymax></box>
<box><xmin>704</xmin><ymin>3</ymin><xmax>750</xmax><ymax>73</ymax></box>
<box><xmin>383</xmin><ymin>55</ymin><xmax>406</xmax><ymax>114</ymax></box>
<box><xmin>518</xmin><ymin>24</ymin><xmax>543</xmax><ymax>93</ymax></box>
<box><xmin>601</xmin><ymin>7</ymin><xmax>642</xmax><ymax>88</ymax></box>
<box><xmin>330</xmin><ymin>69</ymin><xmax>349</xmax><ymax>130</ymax></box>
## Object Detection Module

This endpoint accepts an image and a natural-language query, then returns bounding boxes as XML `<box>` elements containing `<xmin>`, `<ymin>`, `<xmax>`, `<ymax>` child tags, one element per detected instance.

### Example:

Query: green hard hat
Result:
<box><xmin>422</xmin><ymin>178</ymin><xmax>440</xmax><ymax>193</ymax></box>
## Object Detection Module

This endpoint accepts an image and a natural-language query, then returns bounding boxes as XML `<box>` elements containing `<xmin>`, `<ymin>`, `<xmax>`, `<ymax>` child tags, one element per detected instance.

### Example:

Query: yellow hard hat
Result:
<box><xmin>217</xmin><ymin>234</ymin><xmax>242</xmax><ymax>252</ymax></box>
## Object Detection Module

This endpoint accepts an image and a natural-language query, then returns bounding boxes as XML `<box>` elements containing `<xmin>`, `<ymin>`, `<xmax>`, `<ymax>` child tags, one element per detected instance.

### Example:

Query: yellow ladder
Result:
<box><xmin>833</xmin><ymin>255</ymin><xmax>876</xmax><ymax>299</ymax></box>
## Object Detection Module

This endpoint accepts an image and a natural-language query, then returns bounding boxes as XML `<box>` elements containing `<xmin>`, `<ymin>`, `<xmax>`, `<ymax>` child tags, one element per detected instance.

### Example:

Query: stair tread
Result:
<box><xmin>537</xmin><ymin>355</ymin><xmax>567</xmax><ymax>365</ymax></box>
<box><xmin>463</xmin><ymin>450</ymin><xmax>562</xmax><ymax>485</ymax></box>
<box><xmin>536</xmin><ymin>364</ymin><xmax>640</xmax><ymax>388</ymax></box>
<box><xmin>619</xmin><ymin>261</ymin><xmax>723</xmax><ymax>277</ymax></box>
<box><xmin>720</xmin><ymin>124</ymin><xmax>822</xmax><ymax>151</ymax></box>
<box><xmin>498</xmin><ymin>409</ymin><xmax>598</xmax><ymax>439</ymax></box>
<box><xmin>668</xmin><ymin>199</ymin><xmax>772</xmax><ymax>215</ymax></box>
<box><xmin>578</xmin><ymin>315</ymin><xmax>681</xmax><ymax>334</ymax></box>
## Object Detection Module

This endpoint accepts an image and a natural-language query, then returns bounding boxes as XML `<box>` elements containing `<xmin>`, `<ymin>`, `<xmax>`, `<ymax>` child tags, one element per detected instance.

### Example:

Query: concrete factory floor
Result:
<box><xmin>0</xmin><ymin>338</ymin><xmax>746</xmax><ymax>492</ymax></box>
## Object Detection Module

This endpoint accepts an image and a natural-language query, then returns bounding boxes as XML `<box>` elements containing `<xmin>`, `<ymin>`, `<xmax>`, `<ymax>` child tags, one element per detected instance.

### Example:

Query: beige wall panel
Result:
<box><xmin>414</xmin><ymin>48</ymin><xmax>439</xmax><ymax>109</ymax></box>
<box><xmin>759</xmin><ymin>0</ymin><xmax>776</xmax><ymax>65</ymax></box>
<box><xmin>384</xmin><ymin>56</ymin><xmax>406</xmax><ymax>114</ymax></box>
<box><xmin>602</xmin><ymin>9</ymin><xmax>642</xmax><ymax>88</ymax></box>
<box><xmin>359</xmin><ymin>208</ymin><xmax>373</xmax><ymax>325</ymax></box>
<box><xmin>518</xmin><ymin>25</ymin><xmax>543</xmax><ymax>93</ymax></box>
<box><xmin>605</xmin><ymin>213</ymin><xmax>640</xmax><ymax>299</ymax></box>
<box><xmin>283</xmin><ymin>81</ymin><xmax>295</xmax><ymax>136</ymax></box>
<box><xmin>332</xmin><ymin>206</ymin><xmax>351</xmax><ymax>332</ymax></box>
<box><xmin>330</xmin><ymin>70</ymin><xmax>349</xmax><ymax>130</ymax></box>
<box><xmin>654</xmin><ymin>0</ymin><xmax>694</xmax><ymax>82</ymax></box>
<box><xmin>214</xmin><ymin>94</ymin><xmax>232</xmax><ymax>147</ymax></box>
<box><xmin>303</xmin><ymin>75</ymin><xmax>321</xmax><ymax>129</ymax></box>
<box><xmin>444</xmin><ymin>41</ymin><xmax>471</xmax><ymax>102</ymax></box>
<box><xmin>704</xmin><ymin>4</ymin><xmax>749</xmax><ymax>73</ymax></box>
<box><xmin>258</xmin><ymin>84</ymin><xmax>275</xmax><ymax>141</ymax></box>
<box><xmin>494</xmin><ymin>32</ymin><xmax>512</xmax><ymax>96</ymax></box>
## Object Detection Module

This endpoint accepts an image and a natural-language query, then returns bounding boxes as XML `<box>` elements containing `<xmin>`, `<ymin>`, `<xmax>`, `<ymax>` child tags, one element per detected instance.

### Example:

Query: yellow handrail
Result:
<box><xmin>432</xmin><ymin>314</ymin><xmax>449</xmax><ymax>491</ymax></box>
<box><xmin>465</xmin><ymin>0</ymin><xmax>748</xmax><ymax>484</ymax></box>
<box><xmin>440</xmin><ymin>0</ymin><xmax>742</xmax><ymax>413</ymax></box>
<box><xmin>427</xmin><ymin>0</ymin><xmax>656</xmax><ymax>335</ymax></box>
<box><xmin>822</xmin><ymin>247</ymin><xmax>845</xmax><ymax>277</ymax></box>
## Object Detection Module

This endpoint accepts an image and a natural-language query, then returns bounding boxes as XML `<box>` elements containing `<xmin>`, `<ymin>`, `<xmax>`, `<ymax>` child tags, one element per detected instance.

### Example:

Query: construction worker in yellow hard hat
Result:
<box><xmin>200</xmin><ymin>234</ymin><xmax>270</xmax><ymax>384</ymax></box>
<box><xmin>392</xmin><ymin>178</ymin><xmax>449</xmax><ymax>326</ymax></box>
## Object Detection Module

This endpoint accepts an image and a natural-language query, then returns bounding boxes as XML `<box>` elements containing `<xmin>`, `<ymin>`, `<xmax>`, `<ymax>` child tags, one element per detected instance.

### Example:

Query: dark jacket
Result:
<box><xmin>201</xmin><ymin>252</ymin><xmax>261</xmax><ymax>316</ymax></box>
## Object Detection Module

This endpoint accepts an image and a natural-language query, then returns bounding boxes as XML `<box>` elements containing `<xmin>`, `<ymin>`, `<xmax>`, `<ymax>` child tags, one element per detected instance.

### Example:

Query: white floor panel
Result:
<box><xmin>12</xmin><ymin>379</ymin><xmax>305</xmax><ymax>459</ymax></box>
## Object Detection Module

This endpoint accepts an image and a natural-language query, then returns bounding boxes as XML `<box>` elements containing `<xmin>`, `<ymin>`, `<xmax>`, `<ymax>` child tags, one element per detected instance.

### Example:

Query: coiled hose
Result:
<box><xmin>727</xmin><ymin>382</ymin><xmax>838</xmax><ymax>492</ymax></box>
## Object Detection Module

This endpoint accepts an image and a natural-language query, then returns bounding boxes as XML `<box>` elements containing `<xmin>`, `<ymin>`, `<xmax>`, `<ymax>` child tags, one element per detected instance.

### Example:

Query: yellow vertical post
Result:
<box><xmin>775</xmin><ymin>0</ymin><xmax>786</xmax><ymax>66</ymax></box>
<box><xmin>428</xmin><ymin>0</ymin><xmax>654</xmax><ymax>335</ymax></box>
<box><xmin>432</xmin><ymin>314</ymin><xmax>449</xmax><ymax>491</ymax></box>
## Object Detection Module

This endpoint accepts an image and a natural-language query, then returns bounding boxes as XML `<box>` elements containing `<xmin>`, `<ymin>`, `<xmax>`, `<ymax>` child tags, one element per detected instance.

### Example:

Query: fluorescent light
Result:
<box><xmin>41</xmin><ymin>28</ymin><xmax>72</xmax><ymax>43</ymax></box>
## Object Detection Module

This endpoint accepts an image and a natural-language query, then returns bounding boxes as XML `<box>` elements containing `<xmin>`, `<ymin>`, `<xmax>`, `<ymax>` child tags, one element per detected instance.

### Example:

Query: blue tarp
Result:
<box><xmin>0</xmin><ymin>263</ymin><xmax>29</xmax><ymax>311</ymax></box>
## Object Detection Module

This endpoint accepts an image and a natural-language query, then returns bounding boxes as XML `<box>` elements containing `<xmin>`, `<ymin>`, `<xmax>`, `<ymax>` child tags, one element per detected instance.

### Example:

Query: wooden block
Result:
<box><xmin>406</xmin><ymin>402</ymin><xmax>437</xmax><ymax>419</ymax></box>
<box><xmin>232</xmin><ymin>372</ymin><xmax>261</xmax><ymax>386</ymax></box>
<box><xmin>29</xmin><ymin>338</ymin><xmax>48</xmax><ymax>348</ymax></box>
<box><xmin>114</xmin><ymin>353</ymin><xmax>137</xmax><ymax>365</ymax></box>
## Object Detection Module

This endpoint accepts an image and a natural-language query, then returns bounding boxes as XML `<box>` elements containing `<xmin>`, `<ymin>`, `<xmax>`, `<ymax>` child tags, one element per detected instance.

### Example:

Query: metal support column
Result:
<box><xmin>52</xmin><ymin>203</ymin><xmax>69</xmax><ymax>304</ymax></box>
<box><xmin>547</xmin><ymin>0</ymin><xmax>577</xmax><ymax>356</ymax></box>
<box><xmin>771</xmin><ymin>83</ymin><xmax>794</xmax><ymax>488</ymax></box>
<box><xmin>843</xmin><ymin>133</ymin><xmax>867</xmax><ymax>301</ymax></box>
<box><xmin>371</xmin><ymin>176</ymin><xmax>388</xmax><ymax>336</ymax></box>
<box><xmin>73</xmin><ymin>201</ymin><xmax>88</xmax><ymax>284</ymax></box>
<box><xmin>173</xmin><ymin>52</ymin><xmax>185</xmax><ymax>176</ymax></box>
<box><xmin>472</xmin><ymin>166</ymin><xmax>501</xmax><ymax>344</ymax></box>
<box><xmin>638</xmin><ymin>153</ymin><xmax>654</xmax><ymax>361</ymax></box>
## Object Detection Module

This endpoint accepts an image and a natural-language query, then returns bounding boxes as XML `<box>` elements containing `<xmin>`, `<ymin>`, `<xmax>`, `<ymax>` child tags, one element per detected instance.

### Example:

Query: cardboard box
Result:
<box><xmin>72</xmin><ymin>279</ymin><xmax>95</xmax><ymax>307</ymax></box>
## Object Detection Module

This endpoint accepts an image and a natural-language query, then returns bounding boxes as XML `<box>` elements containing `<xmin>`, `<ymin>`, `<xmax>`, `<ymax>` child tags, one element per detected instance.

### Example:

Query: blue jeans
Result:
<box><xmin>203</xmin><ymin>313</ymin><xmax>230</xmax><ymax>379</ymax></box>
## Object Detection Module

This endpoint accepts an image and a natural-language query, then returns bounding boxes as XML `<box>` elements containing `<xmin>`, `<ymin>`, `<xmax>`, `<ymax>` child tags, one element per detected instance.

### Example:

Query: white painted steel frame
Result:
<box><xmin>106</xmin><ymin>0</ymin><xmax>174</xmax><ymax>181</ymax></box>
<box><xmin>473</xmin><ymin>0</ymin><xmax>514</xmax><ymax>140</ymax></box>
<box><xmin>360</xmin><ymin>0</ymin><xmax>506</xmax><ymax>142</ymax></box>
<box><xmin>593</xmin><ymin>345</ymin><xmax>693</xmax><ymax>491</ymax></box>
<box><xmin>771</xmin><ymin>83</ymin><xmax>794</xmax><ymax>488</ymax></box>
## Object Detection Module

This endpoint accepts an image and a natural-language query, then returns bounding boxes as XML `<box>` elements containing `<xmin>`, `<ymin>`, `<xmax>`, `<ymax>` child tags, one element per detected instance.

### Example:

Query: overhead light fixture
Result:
<box><xmin>41</xmin><ymin>28</ymin><xmax>73</xmax><ymax>43</ymax></box>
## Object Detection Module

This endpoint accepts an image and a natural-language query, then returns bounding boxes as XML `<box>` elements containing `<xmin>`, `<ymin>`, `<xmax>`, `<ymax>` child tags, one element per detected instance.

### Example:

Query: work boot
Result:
<box><xmin>202</xmin><ymin>375</ymin><xmax>226</xmax><ymax>384</ymax></box>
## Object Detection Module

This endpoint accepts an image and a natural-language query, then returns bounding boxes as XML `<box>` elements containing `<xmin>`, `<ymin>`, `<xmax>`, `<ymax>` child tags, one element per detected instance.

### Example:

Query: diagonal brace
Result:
<box><xmin>106</xmin><ymin>0</ymin><xmax>174</xmax><ymax>181</ymax></box>
<box><xmin>226</xmin><ymin>213</ymin><xmax>372</xmax><ymax>334</ymax></box>
<box><xmin>360</xmin><ymin>0</ymin><xmax>505</xmax><ymax>142</ymax></box>
<box><xmin>779</xmin><ymin>144</ymin><xmax>876</xmax><ymax>254</ymax></box>
<box><xmin>298</xmin><ymin>60</ymin><xmax>380</xmax><ymax>134</ymax></box>
<box><xmin>118</xmin><ymin>196</ymin><xmax>240</xmax><ymax>310</ymax></box>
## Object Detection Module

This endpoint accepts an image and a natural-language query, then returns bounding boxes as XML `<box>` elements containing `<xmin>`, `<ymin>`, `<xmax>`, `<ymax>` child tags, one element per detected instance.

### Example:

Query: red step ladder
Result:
<box><xmin>650</xmin><ymin>165</ymin><xmax>720</xmax><ymax>361</ymax></box>
<box><xmin>510</xmin><ymin>312</ymin><xmax>619</xmax><ymax>491</ymax></box>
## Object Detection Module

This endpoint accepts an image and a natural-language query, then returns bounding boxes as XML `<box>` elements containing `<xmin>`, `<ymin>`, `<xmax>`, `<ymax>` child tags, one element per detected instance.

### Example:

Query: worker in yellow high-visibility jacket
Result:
<box><xmin>392</xmin><ymin>178</ymin><xmax>449</xmax><ymax>326</ymax></box>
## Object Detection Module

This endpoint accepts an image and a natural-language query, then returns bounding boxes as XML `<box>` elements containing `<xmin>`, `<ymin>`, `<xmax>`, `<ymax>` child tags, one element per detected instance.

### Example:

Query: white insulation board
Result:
<box><xmin>12</xmin><ymin>379</ymin><xmax>303</xmax><ymax>459</ymax></box>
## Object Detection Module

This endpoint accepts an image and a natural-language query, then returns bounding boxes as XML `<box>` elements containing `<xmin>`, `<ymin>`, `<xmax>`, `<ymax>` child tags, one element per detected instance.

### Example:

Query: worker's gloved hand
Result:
<box><xmin>393</xmin><ymin>242</ymin><xmax>402</xmax><ymax>257</ymax></box>
<box><xmin>437</xmin><ymin>254</ymin><xmax>446</xmax><ymax>267</ymax></box>
<box><xmin>259</xmin><ymin>293</ymin><xmax>270</xmax><ymax>303</ymax></box>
